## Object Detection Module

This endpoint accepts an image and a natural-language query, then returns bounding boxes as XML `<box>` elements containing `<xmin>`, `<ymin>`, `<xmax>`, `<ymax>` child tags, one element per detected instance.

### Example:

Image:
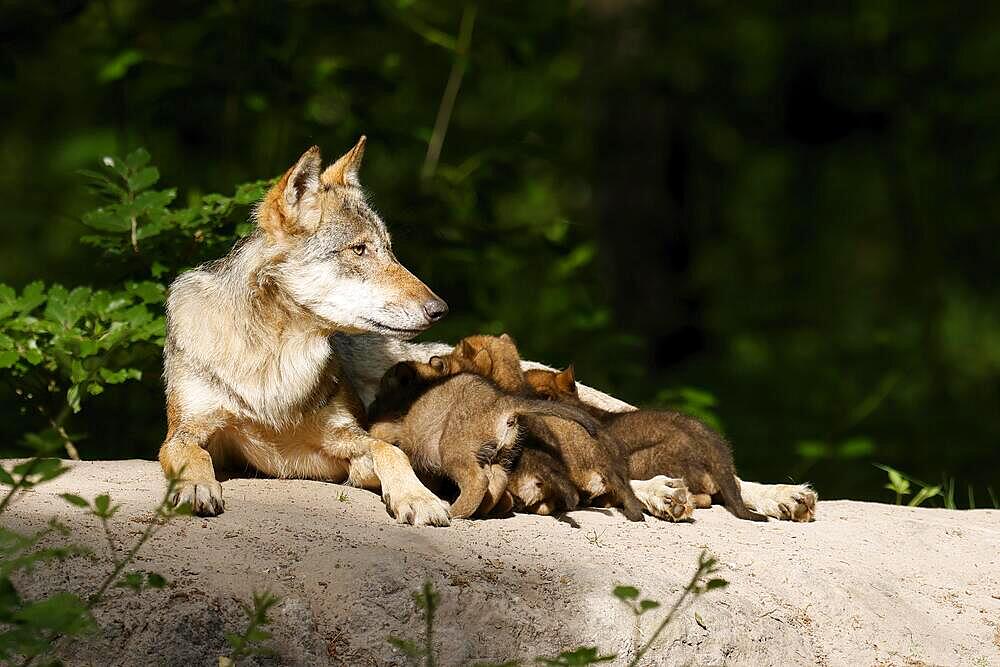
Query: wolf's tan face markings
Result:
<box><xmin>257</xmin><ymin>139</ymin><xmax>448</xmax><ymax>337</ymax></box>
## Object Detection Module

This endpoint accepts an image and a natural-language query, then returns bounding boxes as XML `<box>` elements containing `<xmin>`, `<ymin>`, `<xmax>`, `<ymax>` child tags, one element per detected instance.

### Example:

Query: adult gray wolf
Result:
<box><xmin>159</xmin><ymin>139</ymin><xmax>816</xmax><ymax>525</ymax></box>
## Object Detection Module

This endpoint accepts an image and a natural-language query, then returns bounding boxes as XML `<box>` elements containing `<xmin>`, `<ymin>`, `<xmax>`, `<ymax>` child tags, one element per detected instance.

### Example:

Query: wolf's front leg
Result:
<box><xmin>329</xmin><ymin>426</ymin><xmax>451</xmax><ymax>526</ymax></box>
<box><xmin>738</xmin><ymin>478</ymin><xmax>817</xmax><ymax>521</ymax></box>
<box><xmin>159</xmin><ymin>420</ymin><xmax>225</xmax><ymax>516</ymax></box>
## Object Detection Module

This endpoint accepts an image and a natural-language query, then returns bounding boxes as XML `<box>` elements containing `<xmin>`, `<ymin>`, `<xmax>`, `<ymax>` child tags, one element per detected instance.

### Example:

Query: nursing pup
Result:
<box><xmin>368</xmin><ymin>359</ymin><xmax>600</xmax><ymax>518</ymax></box>
<box><xmin>426</xmin><ymin>335</ymin><xmax>648</xmax><ymax>521</ymax></box>
<box><xmin>526</xmin><ymin>367</ymin><xmax>781</xmax><ymax>521</ymax></box>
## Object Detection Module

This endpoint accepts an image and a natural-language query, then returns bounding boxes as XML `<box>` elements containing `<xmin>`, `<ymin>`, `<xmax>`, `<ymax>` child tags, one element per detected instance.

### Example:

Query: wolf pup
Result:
<box><xmin>426</xmin><ymin>335</ymin><xmax>649</xmax><ymax>521</ymax></box>
<box><xmin>159</xmin><ymin>139</ymin><xmax>454</xmax><ymax>525</ymax></box>
<box><xmin>526</xmin><ymin>367</ymin><xmax>817</xmax><ymax>521</ymax></box>
<box><xmin>368</xmin><ymin>359</ymin><xmax>601</xmax><ymax>518</ymax></box>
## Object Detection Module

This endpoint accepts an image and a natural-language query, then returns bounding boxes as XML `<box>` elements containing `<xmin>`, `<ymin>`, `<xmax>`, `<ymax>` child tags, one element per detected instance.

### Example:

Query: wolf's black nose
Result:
<box><xmin>423</xmin><ymin>299</ymin><xmax>449</xmax><ymax>322</ymax></box>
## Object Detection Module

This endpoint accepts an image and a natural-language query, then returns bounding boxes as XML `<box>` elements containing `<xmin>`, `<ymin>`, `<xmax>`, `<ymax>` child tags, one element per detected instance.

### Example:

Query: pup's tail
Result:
<box><xmin>718</xmin><ymin>472</ymin><xmax>768</xmax><ymax>521</ymax></box>
<box><xmin>513</xmin><ymin>399</ymin><xmax>602</xmax><ymax>436</ymax></box>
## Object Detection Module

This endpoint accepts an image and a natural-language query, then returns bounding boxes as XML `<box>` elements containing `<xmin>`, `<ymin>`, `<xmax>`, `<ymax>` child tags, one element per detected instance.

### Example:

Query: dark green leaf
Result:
<box><xmin>125</xmin><ymin>148</ymin><xmax>151</xmax><ymax>171</ymax></box>
<box><xmin>612</xmin><ymin>585</ymin><xmax>639</xmax><ymax>601</ymax></box>
<box><xmin>128</xmin><ymin>167</ymin><xmax>159</xmax><ymax>192</ymax></box>
<box><xmin>704</xmin><ymin>578</ymin><xmax>728</xmax><ymax>591</ymax></box>
<box><xmin>60</xmin><ymin>494</ymin><xmax>90</xmax><ymax>508</ymax></box>
<box><xmin>14</xmin><ymin>593</ymin><xmax>96</xmax><ymax>636</ymax></box>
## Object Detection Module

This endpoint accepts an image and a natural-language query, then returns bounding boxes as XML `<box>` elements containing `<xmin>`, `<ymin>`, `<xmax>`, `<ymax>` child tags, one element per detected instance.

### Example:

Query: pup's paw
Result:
<box><xmin>384</xmin><ymin>487</ymin><xmax>451</xmax><ymax>527</ymax></box>
<box><xmin>169</xmin><ymin>481</ymin><xmax>224</xmax><ymax>516</ymax></box>
<box><xmin>630</xmin><ymin>476</ymin><xmax>695</xmax><ymax>522</ymax></box>
<box><xmin>746</xmin><ymin>483</ymin><xmax>817</xmax><ymax>522</ymax></box>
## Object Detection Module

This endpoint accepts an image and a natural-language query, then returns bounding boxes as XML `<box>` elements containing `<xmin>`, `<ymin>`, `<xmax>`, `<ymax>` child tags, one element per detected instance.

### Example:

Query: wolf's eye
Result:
<box><xmin>351</xmin><ymin>244</ymin><xmax>367</xmax><ymax>257</ymax></box>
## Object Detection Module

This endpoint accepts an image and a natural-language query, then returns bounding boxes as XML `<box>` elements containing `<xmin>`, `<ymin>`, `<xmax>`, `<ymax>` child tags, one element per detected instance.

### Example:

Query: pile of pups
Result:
<box><xmin>367</xmin><ymin>334</ymin><xmax>767</xmax><ymax>522</ymax></box>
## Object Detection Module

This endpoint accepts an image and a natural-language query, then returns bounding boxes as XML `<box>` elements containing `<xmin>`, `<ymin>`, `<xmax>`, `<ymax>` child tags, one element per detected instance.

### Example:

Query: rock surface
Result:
<box><xmin>2</xmin><ymin>459</ymin><xmax>999</xmax><ymax>666</ymax></box>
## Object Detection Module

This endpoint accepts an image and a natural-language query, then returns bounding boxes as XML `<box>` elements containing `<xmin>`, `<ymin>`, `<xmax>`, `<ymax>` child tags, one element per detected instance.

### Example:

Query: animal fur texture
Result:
<box><xmin>417</xmin><ymin>335</ymin><xmax>647</xmax><ymax>521</ymax></box>
<box><xmin>159</xmin><ymin>140</ymin><xmax>817</xmax><ymax>526</ymax></box>
<box><xmin>159</xmin><ymin>139</ymin><xmax>453</xmax><ymax>525</ymax></box>
<box><xmin>367</xmin><ymin>359</ymin><xmax>601</xmax><ymax>518</ymax></box>
<box><xmin>525</xmin><ymin>367</ymin><xmax>816</xmax><ymax>522</ymax></box>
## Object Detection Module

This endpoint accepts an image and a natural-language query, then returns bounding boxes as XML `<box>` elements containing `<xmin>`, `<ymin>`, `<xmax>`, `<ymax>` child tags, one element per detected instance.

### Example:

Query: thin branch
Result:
<box><xmin>421</xmin><ymin>5</ymin><xmax>477</xmax><ymax>182</ymax></box>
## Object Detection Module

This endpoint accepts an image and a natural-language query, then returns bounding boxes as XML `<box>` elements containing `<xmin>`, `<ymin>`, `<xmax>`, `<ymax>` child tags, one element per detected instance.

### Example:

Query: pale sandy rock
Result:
<box><xmin>2</xmin><ymin>459</ymin><xmax>998</xmax><ymax>666</ymax></box>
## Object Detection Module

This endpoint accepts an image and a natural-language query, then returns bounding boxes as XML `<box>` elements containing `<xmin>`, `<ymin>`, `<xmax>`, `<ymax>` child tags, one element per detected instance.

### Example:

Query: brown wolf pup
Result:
<box><xmin>506</xmin><ymin>448</ymin><xmax>580</xmax><ymax>515</ymax></box>
<box><xmin>427</xmin><ymin>334</ymin><xmax>528</xmax><ymax>394</ymax></box>
<box><xmin>368</xmin><ymin>360</ymin><xmax>601</xmax><ymax>518</ymax></box>
<box><xmin>427</xmin><ymin>335</ymin><xmax>649</xmax><ymax>521</ymax></box>
<box><xmin>158</xmin><ymin>139</ymin><xmax>455</xmax><ymax>524</ymax></box>
<box><xmin>525</xmin><ymin>367</ymin><xmax>779</xmax><ymax>521</ymax></box>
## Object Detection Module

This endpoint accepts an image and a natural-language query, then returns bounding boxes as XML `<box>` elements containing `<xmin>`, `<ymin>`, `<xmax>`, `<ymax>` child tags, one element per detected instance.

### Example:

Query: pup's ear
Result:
<box><xmin>555</xmin><ymin>365</ymin><xmax>577</xmax><ymax>394</ymax></box>
<box><xmin>473</xmin><ymin>349</ymin><xmax>493</xmax><ymax>376</ymax></box>
<box><xmin>258</xmin><ymin>146</ymin><xmax>323</xmax><ymax>239</ymax></box>
<box><xmin>499</xmin><ymin>333</ymin><xmax>517</xmax><ymax>345</ymax></box>
<box><xmin>459</xmin><ymin>339</ymin><xmax>476</xmax><ymax>359</ymax></box>
<box><xmin>429</xmin><ymin>356</ymin><xmax>447</xmax><ymax>373</ymax></box>
<box><xmin>321</xmin><ymin>135</ymin><xmax>366</xmax><ymax>188</ymax></box>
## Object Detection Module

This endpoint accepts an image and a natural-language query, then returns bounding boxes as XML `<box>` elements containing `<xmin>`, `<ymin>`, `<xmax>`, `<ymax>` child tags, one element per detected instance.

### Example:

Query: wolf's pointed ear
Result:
<box><xmin>284</xmin><ymin>146</ymin><xmax>323</xmax><ymax>208</ymax></box>
<box><xmin>322</xmin><ymin>135</ymin><xmax>366</xmax><ymax>188</ymax></box>
<box><xmin>429</xmin><ymin>356</ymin><xmax>447</xmax><ymax>373</ymax></box>
<box><xmin>258</xmin><ymin>146</ymin><xmax>323</xmax><ymax>239</ymax></box>
<box><xmin>555</xmin><ymin>365</ymin><xmax>577</xmax><ymax>393</ymax></box>
<box><xmin>499</xmin><ymin>333</ymin><xmax>516</xmax><ymax>345</ymax></box>
<box><xmin>459</xmin><ymin>339</ymin><xmax>475</xmax><ymax>359</ymax></box>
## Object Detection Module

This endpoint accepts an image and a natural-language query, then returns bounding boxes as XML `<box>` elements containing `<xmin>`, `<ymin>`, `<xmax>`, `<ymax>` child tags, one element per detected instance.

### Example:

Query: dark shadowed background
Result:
<box><xmin>1</xmin><ymin>1</ymin><xmax>997</xmax><ymax>504</ymax></box>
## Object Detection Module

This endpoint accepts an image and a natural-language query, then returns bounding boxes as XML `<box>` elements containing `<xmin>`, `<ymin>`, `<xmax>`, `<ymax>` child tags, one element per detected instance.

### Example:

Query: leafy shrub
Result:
<box><xmin>0</xmin><ymin>149</ymin><xmax>269</xmax><ymax>460</ymax></box>
<box><xmin>78</xmin><ymin>148</ymin><xmax>271</xmax><ymax>278</ymax></box>
<box><xmin>0</xmin><ymin>280</ymin><xmax>165</xmax><ymax>458</ymax></box>
<box><xmin>0</xmin><ymin>460</ymin><xmax>188</xmax><ymax>664</ymax></box>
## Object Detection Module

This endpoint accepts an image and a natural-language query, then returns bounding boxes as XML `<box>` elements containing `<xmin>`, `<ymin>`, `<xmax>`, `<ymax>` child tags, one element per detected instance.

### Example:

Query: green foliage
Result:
<box><xmin>876</xmin><ymin>464</ymin><xmax>941</xmax><ymax>507</ymax></box>
<box><xmin>79</xmin><ymin>149</ymin><xmax>271</xmax><ymax>276</ymax></box>
<box><xmin>536</xmin><ymin>647</ymin><xmax>616</xmax><ymax>666</ymax></box>
<box><xmin>0</xmin><ymin>278</ymin><xmax>164</xmax><ymax>458</ymax></box>
<box><xmin>388</xmin><ymin>580</ymin><xmax>440</xmax><ymax>667</ymax></box>
<box><xmin>617</xmin><ymin>551</ymin><xmax>727</xmax><ymax>667</ymax></box>
<box><xmin>222</xmin><ymin>591</ymin><xmax>280</xmax><ymax>665</ymax></box>
<box><xmin>0</xmin><ymin>148</ymin><xmax>271</xmax><ymax>461</ymax></box>
<box><xmin>0</xmin><ymin>463</ymin><xmax>188</xmax><ymax>664</ymax></box>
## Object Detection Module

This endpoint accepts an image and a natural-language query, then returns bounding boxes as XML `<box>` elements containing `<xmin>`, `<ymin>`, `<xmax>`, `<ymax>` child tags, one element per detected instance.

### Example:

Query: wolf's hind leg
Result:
<box><xmin>159</xmin><ymin>425</ymin><xmax>224</xmax><ymax>516</ymax></box>
<box><xmin>478</xmin><ymin>464</ymin><xmax>510</xmax><ymax>516</ymax></box>
<box><xmin>738</xmin><ymin>478</ymin><xmax>816</xmax><ymax>521</ymax></box>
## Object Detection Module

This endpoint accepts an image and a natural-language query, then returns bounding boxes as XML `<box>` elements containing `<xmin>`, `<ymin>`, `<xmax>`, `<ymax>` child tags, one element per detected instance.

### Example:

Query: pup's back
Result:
<box><xmin>526</xmin><ymin>367</ymin><xmax>767</xmax><ymax>522</ymax></box>
<box><xmin>427</xmin><ymin>335</ymin><xmax>645</xmax><ymax>521</ymax></box>
<box><xmin>370</xmin><ymin>360</ymin><xmax>601</xmax><ymax>518</ymax></box>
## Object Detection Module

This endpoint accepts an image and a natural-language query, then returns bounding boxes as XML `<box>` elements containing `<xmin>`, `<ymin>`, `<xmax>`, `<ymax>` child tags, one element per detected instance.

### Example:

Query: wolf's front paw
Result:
<box><xmin>746</xmin><ymin>483</ymin><xmax>816</xmax><ymax>522</ymax></box>
<box><xmin>630</xmin><ymin>476</ymin><xmax>694</xmax><ymax>522</ymax></box>
<box><xmin>170</xmin><ymin>481</ymin><xmax>224</xmax><ymax>516</ymax></box>
<box><xmin>384</xmin><ymin>487</ymin><xmax>451</xmax><ymax>527</ymax></box>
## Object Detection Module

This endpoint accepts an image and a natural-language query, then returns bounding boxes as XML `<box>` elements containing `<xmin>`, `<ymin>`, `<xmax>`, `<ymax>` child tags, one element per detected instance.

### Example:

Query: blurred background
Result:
<box><xmin>1</xmin><ymin>1</ymin><xmax>997</xmax><ymax>504</ymax></box>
